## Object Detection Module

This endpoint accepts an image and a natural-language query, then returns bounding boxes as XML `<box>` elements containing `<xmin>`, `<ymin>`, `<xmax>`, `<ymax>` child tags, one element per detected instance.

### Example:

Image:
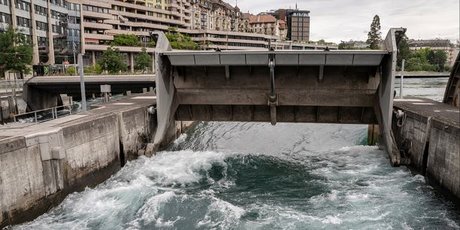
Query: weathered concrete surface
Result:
<box><xmin>393</xmin><ymin>97</ymin><xmax>460</xmax><ymax>201</ymax></box>
<box><xmin>0</xmin><ymin>93</ymin><xmax>157</xmax><ymax>227</ymax></box>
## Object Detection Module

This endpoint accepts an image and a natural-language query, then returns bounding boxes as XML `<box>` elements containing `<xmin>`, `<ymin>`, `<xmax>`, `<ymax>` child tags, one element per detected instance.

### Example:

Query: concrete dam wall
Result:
<box><xmin>393</xmin><ymin>98</ymin><xmax>460</xmax><ymax>201</ymax></box>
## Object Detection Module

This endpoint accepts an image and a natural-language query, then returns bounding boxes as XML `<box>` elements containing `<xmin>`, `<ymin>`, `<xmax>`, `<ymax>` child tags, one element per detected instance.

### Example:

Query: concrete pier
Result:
<box><xmin>0</xmin><ymin>93</ymin><xmax>190</xmax><ymax>227</ymax></box>
<box><xmin>392</xmin><ymin>97</ymin><xmax>460</xmax><ymax>201</ymax></box>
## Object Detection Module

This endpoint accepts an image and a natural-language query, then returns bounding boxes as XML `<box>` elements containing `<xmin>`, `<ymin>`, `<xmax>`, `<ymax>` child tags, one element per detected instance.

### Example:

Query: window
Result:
<box><xmin>0</xmin><ymin>12</ymin><xmax>11</xmax><ymax>24</ymax></box>
<box><xmin>15</xmin><ymin>0</ymin><xmax>30</xmax><ymax>11</ymax></box>
<box><xmin>34</xmin><ymin>5</ymin><xmax>48</xmax><ymax>16</ymax></box>
<box><xmin>36</xmin><ymin>21</ymin><xmax>48</xmax><ymax>31</ymax></box>
<box><xmin>16</xmin><ymin>16</ymin><xmax>31</xmax><ymax>27</ymax></box>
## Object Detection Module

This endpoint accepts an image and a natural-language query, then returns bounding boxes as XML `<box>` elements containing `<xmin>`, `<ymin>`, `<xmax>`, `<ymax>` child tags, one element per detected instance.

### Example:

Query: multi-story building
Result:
<box><xmin>1</xmin><ymin>0</ymin><xmax>327</xmax><ymax>72</ymax></box>
<box><xmin>286</xmin><ymin>9</ymin><xmax>310</xmax><ymax>42</ymax></box>
<box><xmin>248</xmin><ymin>14</ymin><xmax>278</xmax><ymax>37</ymax></box>
<box><xmin>269</xmin><ymin>8</ymin><xmax>310</xmax><ymax>42</ymax></box>
<box><xmin>0</xmin><ymin>0</ymin><xmax>81</xmax><ymax>65</ymax></box>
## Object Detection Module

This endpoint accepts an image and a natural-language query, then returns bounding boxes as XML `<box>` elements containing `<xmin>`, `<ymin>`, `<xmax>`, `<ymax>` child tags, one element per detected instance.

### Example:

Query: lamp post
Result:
<box><xmin>78</xmin><ymin>54</ymin><xmax>87</xmax><ymax>111</ymax></box>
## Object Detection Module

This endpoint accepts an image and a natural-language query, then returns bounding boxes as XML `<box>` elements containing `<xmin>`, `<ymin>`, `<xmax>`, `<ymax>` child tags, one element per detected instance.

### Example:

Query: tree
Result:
<box><xmin>98</xmin><ymin>46</ymin><xmax>127</xmax><ymax>74</ymax></box>
<box><xmin>427</xmin><ymin>50</ymin><xmax>447</xmax><ymax>72</ymax></box>
<box><xmin>338</xmin><ymin>41</ymin><xmax>353</xmax><ymax>50</ymax></box>
<box><xmin>366</xmin><ymin>15</ymin><xmax>382</xmax><ymax>50</ymax></box>
<box><xmin>0</xmin><ymin>27</ymin><xmax>33</xmax><ymax>77</ymax></box>
<box><xmin>397</xmin><ymin>34</ymin><xmax>410</xmax><ymax>70</ymax></box>
<box><xmin>111</xmin><ymin>34</ymin><xmax>141</xmax><ymax>47</ymax></box>
<box><xmin>135</xmin><ymin>48</ymin><xmax>152</xmax><ymax>72</ymax></box>
<box><xmin>405</xmin><ymin>48</ymin><xmax>436</xmax><ymax>72</ymax></box>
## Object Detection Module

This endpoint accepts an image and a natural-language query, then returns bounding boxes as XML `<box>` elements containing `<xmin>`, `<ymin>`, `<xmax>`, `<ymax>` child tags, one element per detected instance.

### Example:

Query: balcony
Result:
<box><xmin>84</xmin><ymin>33</ymin><xmax>113</xmax><ymax>41</ymax></box>
<box><xmin>83</xmin><ymin>21</ymin><xmax>112</xmax><ymax>30</ymax></box>
<box><xmin>83</xmin><ymin>11</ymin><xmax>112</xmax><ymax>20</ymax></box>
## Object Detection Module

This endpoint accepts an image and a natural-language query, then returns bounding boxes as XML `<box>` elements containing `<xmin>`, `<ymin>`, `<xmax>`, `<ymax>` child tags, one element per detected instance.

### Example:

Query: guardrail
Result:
<box><xmin>13</xmin><ymin>104</ymin><xmax>74</xmax><ymax>123</ymax></box>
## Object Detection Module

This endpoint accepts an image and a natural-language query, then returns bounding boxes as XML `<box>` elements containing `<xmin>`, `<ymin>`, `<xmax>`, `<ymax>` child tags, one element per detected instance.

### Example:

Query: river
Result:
<box><xmin>11</xmin><ymin>77</ymin><xmax>460</xmax><ymax>230</ymax></box>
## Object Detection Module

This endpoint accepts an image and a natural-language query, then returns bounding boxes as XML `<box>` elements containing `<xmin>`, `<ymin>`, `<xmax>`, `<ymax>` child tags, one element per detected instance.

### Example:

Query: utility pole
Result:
<box><xmin>72</xmin><ymin>33</ymin><xmax>77</xmax><ymax>75</ymax></box>
<box><xmin>78</xmin><ymin>54</ymin><xmax>87</xmax><ymax>112</ymax></box>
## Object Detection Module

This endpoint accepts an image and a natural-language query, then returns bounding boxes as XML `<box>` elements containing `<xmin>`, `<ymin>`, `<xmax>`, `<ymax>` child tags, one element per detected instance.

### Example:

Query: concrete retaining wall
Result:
<box><xmin>426</xmin><ymin>120</ymin><xmax>460</xmax><ymax>199</ymax></box>
<box><xmin>394</xmin><ymin>110</ymin><xmax>460</xmax><ymax>201</ymax></box>
<box><xmin>0</xmin><ymin>94</ymin><xmax>187</xmax><ymax>227</ymax></box>
<box><xmin>118</xmin><ymin>107</ymin><xmax>155</xmax><ymax>161</ymax></box>
<box><xmin>0</xmin><ymin>115</ymin><xmax>123</xmax><ymax>227</ymax></box>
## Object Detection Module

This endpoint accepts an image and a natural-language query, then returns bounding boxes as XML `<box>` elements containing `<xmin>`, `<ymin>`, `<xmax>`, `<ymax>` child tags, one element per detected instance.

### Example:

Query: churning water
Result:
<box><xmin>11</xmin><ymin>78</ymin><xmax>460</xmax><ymax>230</ymax></box>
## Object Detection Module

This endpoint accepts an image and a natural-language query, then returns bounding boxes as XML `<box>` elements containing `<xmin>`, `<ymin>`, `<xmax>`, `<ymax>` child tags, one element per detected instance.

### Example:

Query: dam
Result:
<box><xmin>0</xmin><ymin>29</ymin><xmax>459</xmax><ymax>229</ymax></box>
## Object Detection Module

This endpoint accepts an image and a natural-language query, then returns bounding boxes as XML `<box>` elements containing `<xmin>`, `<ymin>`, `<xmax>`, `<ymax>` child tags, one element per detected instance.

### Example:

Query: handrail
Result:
<box><xmin>13</xmin><ymin>104</ymin><xmax>74</xmax><ymax>123</ymax></box>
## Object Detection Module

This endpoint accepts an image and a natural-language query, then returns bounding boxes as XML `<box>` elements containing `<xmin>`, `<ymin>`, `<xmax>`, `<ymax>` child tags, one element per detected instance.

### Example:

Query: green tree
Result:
<box><xmin>397</xmin><ymin>34</ymin><xmax>410</xmax><ymax>70</ymax></box>
<box><xmin>0</xmin><ymin>27</ymin><xmax>33</xmax><ymax>77</ymax></box>
<box><xmin>135</xmin><ymin>48</ymin><xmax>152</xmax><ymax>72</ymax></box>
<box><xmin>366</xmin><ymin>15</ymin><xmax>382</xmax><ymax>50</ymax></box>
<box><xmin>111</xmin><ymin>34</ymin><xmax>141</xmax><ymax>47</ymax></box>
<box><xmin>427</xmin><ymin>50</ymin><xmax>447</xmax><ymax>72</ymax></box>
<box><xmin>98</xmin><ymin>46</ymin><xmax>127</xmax><ymax>74</ymax></box>
<box><xmin>405</xmin><ymin>48</ymin><xmax>436</xmax><ymax>71</ymax></box>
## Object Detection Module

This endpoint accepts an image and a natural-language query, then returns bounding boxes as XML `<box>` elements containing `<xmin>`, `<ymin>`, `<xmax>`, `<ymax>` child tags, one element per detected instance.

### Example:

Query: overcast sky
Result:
<box><xmin>233</xmin><ymin>0</ymin><xmax>460</xmax><ymax>43</ymax></box>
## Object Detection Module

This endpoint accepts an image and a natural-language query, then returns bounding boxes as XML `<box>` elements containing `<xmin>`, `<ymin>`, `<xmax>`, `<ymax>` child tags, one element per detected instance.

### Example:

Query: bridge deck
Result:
<box><xmin>26</xmin><ymin>75</ymin><xmax>155</xmax><ymax>85</ymax></box>
<box><xmin>164</xmin><ymin>50</ymin><xmax>388</xmax><ymax>66</ymax></box>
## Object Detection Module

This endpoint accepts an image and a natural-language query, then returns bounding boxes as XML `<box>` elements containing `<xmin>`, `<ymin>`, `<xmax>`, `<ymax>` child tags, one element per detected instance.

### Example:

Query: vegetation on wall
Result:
<box><xmin>111</xmin><ymin>34</ymin><xmax>141</xmax><ymax>47</ymax></box>
<box><xmin>84</xmin><ymin>64</ymin><xmax>103</xmax><ymax>75</ymax></box>
<box><xmin>166</xmin><ymin>28</ymin><xmax>199</xmax><ymax>50</ymax></box>
<box><xmin>111</xmin><ymin>34</ymin><xmax>155</xmax><ymax>48</ymax></box>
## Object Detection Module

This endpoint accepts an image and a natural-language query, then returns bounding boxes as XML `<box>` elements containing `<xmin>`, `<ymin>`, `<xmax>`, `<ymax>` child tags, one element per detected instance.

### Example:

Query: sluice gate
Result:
<box><xmin>153</xmin><ymin>28</ymin><xmax>406</xmax><ymax>166</ymax></box>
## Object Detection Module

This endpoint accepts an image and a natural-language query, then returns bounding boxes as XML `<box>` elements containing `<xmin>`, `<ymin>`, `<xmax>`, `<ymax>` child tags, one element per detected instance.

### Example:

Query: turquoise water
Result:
<box><xmin>11</xmin><ymin>78</ymin><xmax>460</xmax><ymax>230</ymax></box>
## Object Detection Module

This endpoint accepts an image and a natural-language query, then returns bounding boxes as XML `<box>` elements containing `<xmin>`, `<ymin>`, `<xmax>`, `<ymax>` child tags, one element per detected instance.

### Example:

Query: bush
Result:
<box><xmin>66</xmin><ymin>66</ymin><xmax>77</xmax><ymax>75</ymax></box>
<box><xmin>166</xmin><ymin>28</ymin><xmax>199</xmax><ymax>50</ymax></box>
<box><xmin>84</xmin><ymin>64</ymin><xmax>103</xmax><ymax>75</ymax></box>
<box><xmin>111</xmin><ymin>34</ymin><xmax>141</xmax><ymax>47</ymax></box>
<box><xmin>147</xmin><ymin>40</ymin><xmax>156</xmax><ymax>48</ymax></box>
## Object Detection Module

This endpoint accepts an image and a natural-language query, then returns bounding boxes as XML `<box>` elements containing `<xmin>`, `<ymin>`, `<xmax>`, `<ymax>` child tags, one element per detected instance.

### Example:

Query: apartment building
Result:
<box><xmin>71</xmin><ymin>0</ymin><xmax>278</xmax><ymax>66</ymax></box>
<box><xmin>0</xmin><ymin>0</ymin><xmax>81</xmax><ymax>65</ymax></box>
<box><xmin>248</xmin><ymin>14</ymin><xmax>278</xmax><ymax>37</ymax></box>
<box><xmin>1</xmin><ymin>0</ymin><xmax>325</xmax><ymax>71</ymax></box>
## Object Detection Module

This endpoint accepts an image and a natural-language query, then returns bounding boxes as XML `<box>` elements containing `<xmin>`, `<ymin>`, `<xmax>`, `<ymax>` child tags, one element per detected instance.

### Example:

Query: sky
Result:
<box><xmin>233</xmin><ymin>0</ymin><xmax>460</xmax><ymax>43</ymax></box>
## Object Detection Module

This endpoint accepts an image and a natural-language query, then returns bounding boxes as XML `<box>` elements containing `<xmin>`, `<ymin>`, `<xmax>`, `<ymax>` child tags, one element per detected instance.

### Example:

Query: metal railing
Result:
<box><xmin>13</xmin><ymin>104</ymin><xmax>74</xmax><ymax>123</ymax></box>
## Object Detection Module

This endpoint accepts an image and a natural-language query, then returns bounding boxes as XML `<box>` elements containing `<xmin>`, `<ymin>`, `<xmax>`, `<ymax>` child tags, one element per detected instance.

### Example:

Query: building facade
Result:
<box><xmin>269</xmin><ymin>8</ymin><xmax>311</xmax><ymax>42</ymax></box>
<box><xmin>286</xmin><ymin>10</ymin><xmax>310</xmax><ymax>42</ymax></box>
<box><xmin>0</xmin><ymin>0</ymin><xmax>81</xmax><ymax>65</ymax></box>
<box><xmin>1</xmin><ymin>0</ymin><xmax>324</xmax><ymax>72</ymax></box>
